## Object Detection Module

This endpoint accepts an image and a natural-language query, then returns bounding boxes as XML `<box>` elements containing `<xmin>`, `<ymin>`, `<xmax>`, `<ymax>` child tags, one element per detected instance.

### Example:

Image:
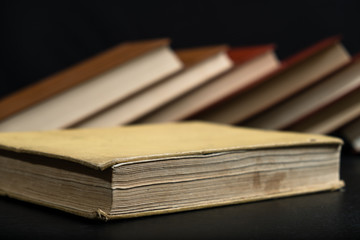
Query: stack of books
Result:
<box><xmin>0</xmin><ymin>36</ymin><xmax>355</xmax><ymax>219</ymax></box>
<box><xmin>1</xmin><ymin>36</ymin><xmax>360</xmax><ymax>152</ymax></box>
<box><xmin>0</xmin><ymin>36</ymin><xmax>360</xmax><ymax>153</ymax></box>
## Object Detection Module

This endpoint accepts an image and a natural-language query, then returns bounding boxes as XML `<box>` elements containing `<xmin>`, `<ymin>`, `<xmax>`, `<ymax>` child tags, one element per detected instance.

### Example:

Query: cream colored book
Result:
<box><xmin>0</xmin><ymin>122</ymin><xmax>344</xmax><ymax>220</ymax></box>
<box><xmin>194</xmin><ymin>36</ymin><xmax>351</xmax><ymax>124</ymax></box>
<box><xmin>0</xmin><ymin>39</ymin><xmax>182</xmax><ymax>132</ymax></box>
<box><xmin>288</xmin><ymin>87</ymin><xmax>360</xmax><ymax>134</ymax></box>
<box><xmin>137</xmin><ymin>45</ymin><xmax>280</xmax><ymax>123</ymax></box>
<box><xmin>73</xmin><ymin>45</ymin><xmax>232</xmax><ymax>127</ymax></box>
<box><xmin>244</xmin><ymin>55</ymin><xmax>360</xmax><ymax>130</ymax></box>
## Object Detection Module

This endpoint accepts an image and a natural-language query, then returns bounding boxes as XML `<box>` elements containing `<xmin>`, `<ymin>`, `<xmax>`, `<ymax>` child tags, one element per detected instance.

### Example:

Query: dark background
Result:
<box><xmin>1</xmin><ymin>1</ymin><xmax>360</xmax><ymax>99</ymax></box>
<box><xmin>1</xmin><ymin>2</ymin><xmax>360</xmax><ymax>238</ymax></box>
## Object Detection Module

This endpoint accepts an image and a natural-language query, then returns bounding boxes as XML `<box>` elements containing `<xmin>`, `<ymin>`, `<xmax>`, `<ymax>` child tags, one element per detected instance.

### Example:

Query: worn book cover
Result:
<box><xmin>0</xmin><ymin>122</ymin><xmax>344</xmax><ymax>220</ymax></box>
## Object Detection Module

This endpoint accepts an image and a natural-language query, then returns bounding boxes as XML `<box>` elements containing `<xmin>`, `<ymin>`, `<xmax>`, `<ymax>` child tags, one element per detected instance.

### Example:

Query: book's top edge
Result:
<box><xmin>281</xmin><ymin>35</ymin><xmax>342</xmax><ymax>69</ymax></box>
<box><xmin>175</xmin><ymin>45</ymin><xmax>228</xmax><ymax>68</ymax></box>
<box><xmin>242</xmin><ymin>36</ymin><xmax>344</xmax><ymax>86</ymax></box>
<box><xmin>227</xmin><ymin>44</ymin><xmax>276</xmax><ymax>65</ymax></box>
<box><xmin>0</xmin><ymin>38</ymin><xmax>170</xmax><ymax>121</ymax></box>
<box><xmin>0</xmin><ymin>122</ymin><xmax>343</xmax><ymax>171</ymax></box>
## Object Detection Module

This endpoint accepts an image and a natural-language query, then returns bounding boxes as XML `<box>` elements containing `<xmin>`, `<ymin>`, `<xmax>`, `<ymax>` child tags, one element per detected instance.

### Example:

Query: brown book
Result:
<box><xmin>136</xmin><ymin>45</ymin><xmax>280</xmax><ymax>123</ymax></box>
<box><xmin>0</xmin><ymin>121</ymin><xmax>344</xmax><ymax>220</ymax></box>
<box><xmin>287</xmin><ymin>86</ymin><xmax>360</xmax><ymax>134</ymax></box>
<box><xmin>192</xmin><ymin>36</ymin><xmax>351</xmax><ymax>124</ymax></box>
<box><xmin>244</xmin><ymin>54</ymin><xmax>360</xmax><ymax>130</ymax></box>
<box><xmin>0</xmin><ymin>39</ymin><xmax>182</xmax><ymax>132</ymax></box>
<box><xmin>72</xmin><ymin>45</ymin><xmax>233</xmax><ymax>127</ymax></box>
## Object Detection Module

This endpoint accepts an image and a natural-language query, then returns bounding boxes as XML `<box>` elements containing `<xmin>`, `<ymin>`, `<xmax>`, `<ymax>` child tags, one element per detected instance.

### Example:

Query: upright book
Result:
<box><xmin>73</xmin><ymin>45</ymin><xmax>232</xmax><ymax>127</ymax></box>
<box><xmin>137</xmin><ymin>44</ymin><xmax>280</xmax><ymax>123</ymax></box>
<box><xmin>244</xmin><ymin>54</ymin><xmax>360</xmax><ymax>129</ymax></box>
<box><xmin>0</xmin><ymin>121</ymin><xmax>344</xmax><ymax>220</ymax></box>
<box><xmin>0</xmin><ymin>39</ymin><xmax>183</xmax><ymax>132</ymax></box>
<box><xmin>192</xmin><ymin>36</ymin><xmax>351</xmax><ymax>124</ymax></box>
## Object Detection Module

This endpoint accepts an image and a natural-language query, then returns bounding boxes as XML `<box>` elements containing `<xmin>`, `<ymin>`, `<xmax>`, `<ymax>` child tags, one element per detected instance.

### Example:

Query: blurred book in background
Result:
<box><xmin>287</xmin><ymin>86</ymin><xmax>360</xmax><ymax>134</ymax></box>
<box><xmin>191</xmin><ymin>36</ymin><xmax>351</xmax><ymax>124</ymax></box>
<box><xmin>137</xmin><ymin>44</ymin><xmax>280</xmax><ymax>123</ymax></box>
<box><xmin>244</xmin><ymin>54</ymin><xmax>360</xmax><ymax>129</ymax></box>
<box><xmin>0</xmin><ymin>39</ymin><xmax>182</xmax><ymax>132</ymax></box>
<box><xmin>72</xmin><ymin>45</ymin><xmax>232</xmax><ymax>127</ymax></box>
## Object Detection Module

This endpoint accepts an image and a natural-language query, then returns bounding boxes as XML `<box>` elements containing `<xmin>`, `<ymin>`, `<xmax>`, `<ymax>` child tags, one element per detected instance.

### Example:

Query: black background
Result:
<box><xmin>1</xmin><ymin>1</ymin><xmax>360</xmax><ymax>99</ymax></box>
<box><xmin>1</xmin><ymin>2</ymin><xmax>360</xmax><ymax>239</ymax></box>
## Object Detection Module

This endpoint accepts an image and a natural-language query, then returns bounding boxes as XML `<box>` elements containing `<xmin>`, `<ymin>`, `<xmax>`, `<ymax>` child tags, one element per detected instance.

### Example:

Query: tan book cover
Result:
<box><xmin>0</xmin><ymin>122</ymin><xmax>344</xmax><ymax>220</ymax></box>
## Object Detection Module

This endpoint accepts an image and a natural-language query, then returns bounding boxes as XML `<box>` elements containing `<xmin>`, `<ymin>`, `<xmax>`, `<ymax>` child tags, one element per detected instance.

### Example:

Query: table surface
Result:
<box><xmin>1</xmin><ymin>149</ymin><xmax>360</xmax><ymax>240</ymax></box>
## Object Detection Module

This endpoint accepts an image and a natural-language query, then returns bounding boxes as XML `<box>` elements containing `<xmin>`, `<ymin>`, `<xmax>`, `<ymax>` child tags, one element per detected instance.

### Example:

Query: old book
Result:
<box><xmin>0</xmin><ymin>39</ymin><xmax>182</xmax><ymax>132</ymax></box>
<box><xmin>340</xmin><ymin>117</ymin><xmax>360</xmax><ymax>152</ymax></box>
<box><xmin>0</xmin><ymin>121</ymin><xmax>344</xmax><ymax>220</ymax></box>
<box><xmin>137</xmin><ymin>45</ymin><xmax>280</xmax><ymax>123</ymax></box>
<box><xmin>287</xmin><ymin>86</ymin><xmax>360</xmax><ymax>134</ymax></box>
<box><xmin>72</xmin><ymin>45</ymin><xmax>232</xmax><ymax>127</ymax></box>
<box><xmin>192</xmin><ymin>36</ymin><xmax>351</xmax><ymax>124</ymax></box>
<box><xmin>244</xmin><ymin>54</ymin><xmax>360</xmax><ymax>129</ymax></box>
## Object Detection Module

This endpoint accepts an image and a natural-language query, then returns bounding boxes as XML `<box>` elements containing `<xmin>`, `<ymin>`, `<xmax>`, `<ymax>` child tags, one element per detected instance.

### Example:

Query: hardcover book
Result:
<box><xmin>73</xmin><ymin>45</ymin><xmax>232</xmax><ymax>127</ymax></box>
<box><xmin>0</xmin><ymin>122</ymin><xmax>344</xmax><ymax>220</ymax></box>
<box><xmin>244</xmin><ymin>54</ymin><xmax>360</xmax><ymax>129</ymax></box>
<box><xmin>193</xmin><ymin>36</ymin><xmax>351</xmax><ymax>124</ymax></box>
<box><xmin>0</xmin><ymin>39</ymin><xmax>182</xmax><ymax>132</ymax></box>
<box><xmin>137</xmin><ymin>44</ymin><xmax>280</xmax><ymax>123</ymax></box>
<box><xmin>287</xmin><ymin>86</ymin><xmax>360</xmax><ymax>134</ymax></box>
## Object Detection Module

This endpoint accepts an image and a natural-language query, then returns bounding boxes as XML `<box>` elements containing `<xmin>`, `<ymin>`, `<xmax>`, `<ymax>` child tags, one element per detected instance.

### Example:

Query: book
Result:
<box><xmin>340</xmin><ymin>117</ymin><xmax>360</xmax><ymax>152</ymax></box>
<box><xmin>0</xmin><ymin>39</ymin><xmax>183</xmax><ymax>132</ymax></box>
<box><xmin>287</xmin><ymin>86</ymin><xmax>360</xmax><ymax>134</ymax></box>
<box><xmin>244</xmin><ymin>54</ymin><xmax>360</xmax><ymax>130</ymax></box>
<box><xmin>72</xmin><ymin>45</ymin><xmax>232</xmax><ymax>127</ymax></box>
<box><xmin>192</xmin><ymin>36</ymin><xmax>351</xmax><ymax>124</ymax></box>
<box><xmin>0</xmin><ymin>121</ymin><xmax>344</xmax><ymax>220</ymax></box>
<box><xmin>136</xmin><ymin>44</ymin><xmax>280</xmax><ymax>123</ymax></box>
